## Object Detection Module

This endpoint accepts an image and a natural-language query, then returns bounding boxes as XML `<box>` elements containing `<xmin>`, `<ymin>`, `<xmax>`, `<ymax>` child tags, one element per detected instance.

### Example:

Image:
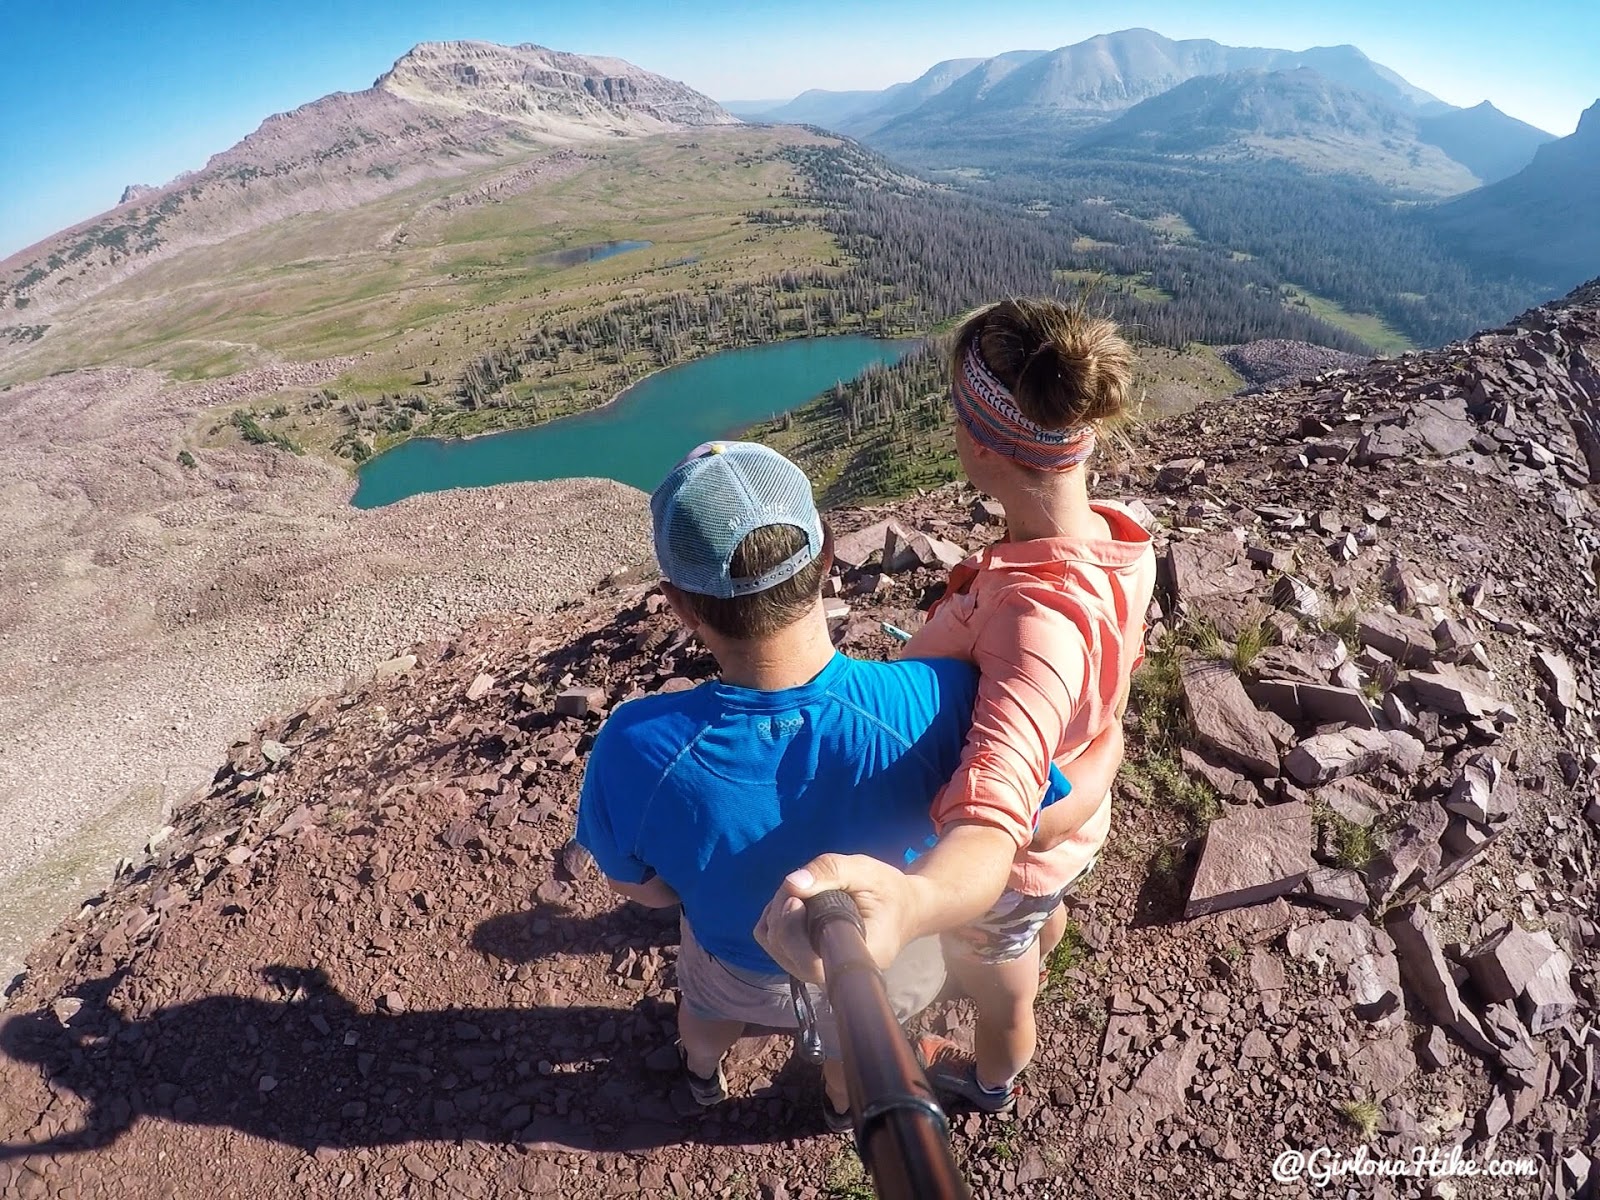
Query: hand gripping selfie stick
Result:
<box><xmin>804</xmin><ymin>890</ymin><xmax>972</xmax><ymax>1200</ymax></box>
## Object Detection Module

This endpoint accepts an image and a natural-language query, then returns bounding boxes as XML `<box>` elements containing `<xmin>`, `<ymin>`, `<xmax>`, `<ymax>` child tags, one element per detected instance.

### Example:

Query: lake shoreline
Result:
<box><xmin>387</xmin><ymin>331</ymin><xmax>927</xmax><ymax>454</ymax></box>
<box><xmin>353</xmin><ymin>333</ymin><xmax>924</xmax><ymax>507</ymax></box>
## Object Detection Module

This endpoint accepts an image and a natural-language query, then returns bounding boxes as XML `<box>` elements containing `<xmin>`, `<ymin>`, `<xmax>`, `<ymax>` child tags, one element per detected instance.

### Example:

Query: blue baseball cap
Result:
<box><xmin>650</xmin><ymin>441</ymin><xmax>825</xmax><ymax>599</ymax></box>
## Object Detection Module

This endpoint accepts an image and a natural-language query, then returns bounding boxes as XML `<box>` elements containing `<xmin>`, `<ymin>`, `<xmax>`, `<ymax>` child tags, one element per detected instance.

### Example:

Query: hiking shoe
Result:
<box><xmin>822</xmin><ymin>1093</ymin><xmax>853</xmax><ymax>1135</ymax></box>
<box><xmin>915</xmin><ymin>1035</ymin><xmax>1018</xmax><ymax>1114</ymax></box>
<box><xmin>677</xmin><ymin>1042</ymin><xmax>727</xmax><ymax>1107</ymax></box>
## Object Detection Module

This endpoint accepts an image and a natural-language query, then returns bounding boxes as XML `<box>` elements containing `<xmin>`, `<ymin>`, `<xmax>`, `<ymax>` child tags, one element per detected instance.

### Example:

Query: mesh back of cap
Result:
<box><xmin>651</xmin><ymin>443</ymin><xmax>823</xmax><ymax>599</ymax></box>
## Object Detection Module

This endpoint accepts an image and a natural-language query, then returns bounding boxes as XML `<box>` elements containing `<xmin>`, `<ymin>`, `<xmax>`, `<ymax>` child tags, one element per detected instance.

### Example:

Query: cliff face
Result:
<box><xmin>0</xmin><ymin>282</ymin><xmax>1594</xmax><ymax>1192</ymax></box>
<box><xmin>374</xmin><ymin>41</ymin><xmax>737</xmax><ymax>131</ymax></box>
<box><xmin>0</xmin><ymin>42</ymin><xmax>737</xmax><ymax>318</ymax></box>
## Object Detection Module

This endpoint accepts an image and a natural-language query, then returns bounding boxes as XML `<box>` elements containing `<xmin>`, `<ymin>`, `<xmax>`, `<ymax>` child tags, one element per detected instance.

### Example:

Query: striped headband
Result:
<box><xmin>951</xmin><ymin>340</ymin><xmax>1097</xmax><ymax>472</ymax></box>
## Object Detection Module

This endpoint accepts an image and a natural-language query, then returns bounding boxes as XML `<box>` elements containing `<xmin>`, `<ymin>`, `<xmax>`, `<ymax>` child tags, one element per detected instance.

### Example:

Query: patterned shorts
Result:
<box><xmin>944</xmin><ymin>858</ymin><xmax>1097</xmax><ymax>965</ymax></box>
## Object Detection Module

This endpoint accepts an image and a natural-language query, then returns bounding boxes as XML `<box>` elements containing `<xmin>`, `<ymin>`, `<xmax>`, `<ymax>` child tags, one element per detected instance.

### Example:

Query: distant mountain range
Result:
<box><xmin>1077</xmin><ymin>68</ymin><xmax>1482</xmax><ymax>194</ymax></box>
<box><xmin>734</xmin><ymin>28</ymin><xmax>1555</xmax><ymax>193</ymax></box>
<box><xmin>1432</xmin><ymin>100</ymin><xmax>1600</xmax><ymax>290</ymax></box>
<box><xmin>739</xmin><ymin>30</ymin><xmax>1456</xmax><ymax>128</ymax></box>
<box><xmin>1</xmin><ymin>42</ymin><xmax>734</xmax><ymax>316</ymax></box>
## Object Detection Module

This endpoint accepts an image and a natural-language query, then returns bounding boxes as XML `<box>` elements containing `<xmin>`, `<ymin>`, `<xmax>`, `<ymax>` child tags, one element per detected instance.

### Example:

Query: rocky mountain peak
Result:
<box><xmin>0</xmin><ymin>41</ymin><xmax>736</xmax><ymax>318</ymax></box>
<box><xmin>373</xmin><ymin>39</ymin><xmax>736</xmax><ymax>130</ymax></box>
<box><xmin>1576</xmin><ymin>97</ymin><xmax>1600</xmax><ymax>136</ymax></box>
<box><xmin>118</xmin><ymin>183</ymin><xmax>158</xmax><ymax>206</ymax></box>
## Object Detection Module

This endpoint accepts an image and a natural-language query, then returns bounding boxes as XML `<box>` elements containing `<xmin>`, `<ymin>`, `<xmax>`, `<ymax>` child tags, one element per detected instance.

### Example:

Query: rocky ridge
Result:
<box><xmin>375</xmin><ymin>42</ymin><xmax>735</xmax><ymax>131</ymax></box>
<box><xmin>0</xmin><ymin>42</ymin><xmax>736</xmax><ymax>321</ymax></box>
<box><xmin>0</xmin><ymin>281</ymin><xmax>1597</xmax><ymax>1196</ymax></box>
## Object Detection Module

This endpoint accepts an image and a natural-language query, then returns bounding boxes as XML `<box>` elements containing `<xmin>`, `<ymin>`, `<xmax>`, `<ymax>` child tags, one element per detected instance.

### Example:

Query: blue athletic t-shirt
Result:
<box><xmin>577</xmin><ymin>652</ymin><xmax>1068</xmax><ymax>974</ymax></box>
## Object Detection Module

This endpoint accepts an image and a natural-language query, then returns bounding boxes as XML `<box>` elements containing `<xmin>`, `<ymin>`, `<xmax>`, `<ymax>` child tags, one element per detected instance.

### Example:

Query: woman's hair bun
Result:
<box><xmin>953</xmin><ymin>298</ymin><xmax>1133</xmax><ymax>430</ymax></box>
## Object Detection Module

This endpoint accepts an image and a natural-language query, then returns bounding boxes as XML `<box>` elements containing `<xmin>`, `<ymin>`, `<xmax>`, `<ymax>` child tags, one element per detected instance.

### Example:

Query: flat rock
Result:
<box><xmin>970</xmin><ymin>497</ymin><xmax>1006</xmax><ymax>526</ymax></box>
<box><xmin>1418</xmin><ymin>1026</ymin><xmax>1450</xmax><ymax>1070</ymax></box>
<box><xmin>832</xmin><ymin>520</ymin><xmax>899</xmax><ymax>571</ymax></box>
<box><xmin>1354</xmin><ymin>424</ymin><xmax>1411</xmax><ymax>466</ymax></box>
<box><xmin>1433</xmin><ymin>814</ymin><xmax>1502</xmax><ymax>889</ymax></box>
<box><xmin>1409</xmin><ymin>395</ymin><xmax>1475</xmax><ymax>455</ymax></box>
<box><xmin>1318</xmin><ymin>775</ymin><xmax>1390</xmax><ymax>827</ymax></box>
<box><xmin>1109</xmin><ymin>1036</ymin><xmax>1200</xmax><ymax>1146</ymax></box>
<box><xmin>1349</xmin><ymin>1029</ymin><xmax>1415</xmax><ymax>1099</ymax></box>
<box><xmin>1154</xmin><ymin>457</ymin><xmax>1207</xmax><ymax>491</ymax></box>
<box><xmin>1383</xmin><ymin>559</ymin><xmax>1446</xmax><ymax>611</ymax></box>
<box><xmin>1298</xmin><ymin>867</ymin><xmax>1369</xmax><ymax>918</ymax></box>
<box><xmin>1166</xmin><ymin>534</ymin><xmax>1266</xmax><ymax>638</ymax></box>
<box><xmin>374</xmin><ymin>654</ymin><xmax>417</xmax><ymax>680</ymax></box>
<box><xmin>1357</xmin><ymin>611</ymin><xmax>1436</xmax><ymax>668</ymax></box>
<box><xmin>1184</xmin><ymin>801</ymin><xmax>1315</xmax><ymax>919</ymax></box>
<box><xmin>1443</xmin><ymin>752</ymin><xmax>1516</xmax><ymax>824</ymax></box>
<box><xmin>1286</xmin><ymin>915</ymin><xmax>1400</xmax><ymax>1021</ymax></box>
<box><xmin>1272</xmin><ymin>574</ymin><xmax>1322</xmax><ymax>621</ymax></box>
<box><xmin>1476</xmin><ymin>1091</ymin><xmax>1511</xmax><ymax>1140</ymax></box>
<box><xmin>1181</xmin><ymin>656</ymin><xmax>1285</xmax><ymax>778</ymax></box>
<box><xmin>1406</xmin><ymin>666</ymin><xmax>1515</xmax><ymax>722</ymax></box>
<box><xmin>1533</xmin><ymin>650</ymin><xmax>1578</xmax><ymax>719</ymax></box>
<box><xmin>1432</xmin><ymin>617</ymin><xmax>1477</xmax><ymax>661</ymax></box>
<box><xmin>1284</xmin><ymin>726</ymin><xmax>1424</xmax><ymax>787</ymax></box>
<box><xmin>1462</xmin><ymin>925</ymin><xmax>1578</xmax><ymax>1034</ymax></box>
<box><xmin>1294</xmin><ymin>683</ymin><xmax>1377</xmax><ymax>729</ymax></box>
<box><xmin>1366</xmin><ymin>801</ymin><xmax>1448</xmax><ymax>905</ymax></box>
<box><xmin>884</xmin><ymin>524</ymin><xmax>966</xmax><ymax>573</ymax></box>
<box><xmin>1383</xmin><ymin>906</ymin><xmax>1495</xmax><ymax>1056</ymax></box>
<box><xmin>554</xmin><ymin>685</ymin><xmax>607</xmax><ymax>718</ymax></box>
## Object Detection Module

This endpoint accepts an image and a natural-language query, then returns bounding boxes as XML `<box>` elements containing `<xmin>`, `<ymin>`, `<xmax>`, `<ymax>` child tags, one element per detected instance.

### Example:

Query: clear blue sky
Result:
<box><xmin>2</xmin><ymin>0</ymin><xmax>1596</xmax><ymax>258</ymax></box>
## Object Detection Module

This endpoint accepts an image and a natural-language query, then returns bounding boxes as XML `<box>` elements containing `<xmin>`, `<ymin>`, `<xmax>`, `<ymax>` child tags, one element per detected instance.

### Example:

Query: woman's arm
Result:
<box><xmin>605</xmin><ymin>875</ymin><xmax>681</xmax><ymax>908</ymax></box>
<box><xmin>924</xmin><ymin>587</ymin><xmax>1095</xmax><ymax>847</ymax></box>
<box><xmin>1031</xmin><ymin>721</ymin><xmax>1124</xmax><ymax>852</ymax></box>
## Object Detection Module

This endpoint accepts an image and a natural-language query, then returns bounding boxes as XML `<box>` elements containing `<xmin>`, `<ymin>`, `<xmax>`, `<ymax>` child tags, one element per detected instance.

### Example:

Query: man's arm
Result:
<box><xmin>757</xmin><ymin>588</ymin><xmax>1095</xmax><ymax>979</ymax></box>
<box><xmin>754</xmin><ymin>821</ymin><xmax>1016</xmax><ymax>983</ymax></box>
<box><xmin>606</xmin><ymin>875</ymin><xmax>681</xmax><ymax>908</ymax></box>
<box><xmin>575</xmin><ymin>725</ymin><xmax>667</xmax><ymax>901</ymax></box>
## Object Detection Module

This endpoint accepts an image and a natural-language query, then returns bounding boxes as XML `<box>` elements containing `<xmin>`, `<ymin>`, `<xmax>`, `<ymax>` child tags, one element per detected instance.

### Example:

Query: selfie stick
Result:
<box><xmin>804</xmin><ymin>890</ymin><xmax>971</xmax><ymax>1200</ymax></box>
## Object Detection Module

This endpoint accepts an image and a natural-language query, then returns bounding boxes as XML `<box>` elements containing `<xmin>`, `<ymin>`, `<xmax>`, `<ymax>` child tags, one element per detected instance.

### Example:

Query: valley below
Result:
<box><xmin>0</xmin><ymin>355</ymin><xmax>656</xmax><ymax>991</ymax></box>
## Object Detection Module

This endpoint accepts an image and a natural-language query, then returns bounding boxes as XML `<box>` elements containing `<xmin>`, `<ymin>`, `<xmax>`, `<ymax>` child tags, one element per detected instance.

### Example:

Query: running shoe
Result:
<box><xmin>677</xmin><ymin>1042</ymin><xmax>727</xmax><ymax>1107</ymax></box>
<box><xmin>915</xmin><ymin>1034</ymin><xmax>1018</xmax><ymax>1114</ymax></box>
<box><xmin>822</xmin><ymin>1093</ymin><xmax>853</xmax><ymax>1135</ymax></box>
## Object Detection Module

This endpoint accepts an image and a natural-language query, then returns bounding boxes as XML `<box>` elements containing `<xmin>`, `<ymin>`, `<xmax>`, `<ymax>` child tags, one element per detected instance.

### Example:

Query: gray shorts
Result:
<box><xmin>676</xmin><ymin>918</ymin><xmax>946</xmax><ymax>1060</ymax></box>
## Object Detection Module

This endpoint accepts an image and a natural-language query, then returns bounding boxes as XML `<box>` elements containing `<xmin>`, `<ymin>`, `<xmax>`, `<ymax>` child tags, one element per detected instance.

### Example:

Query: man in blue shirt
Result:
<box><xmin>576</xmin><ymin>442</ymin><xmax>1114</xmax><ymax>1129</ymax></box>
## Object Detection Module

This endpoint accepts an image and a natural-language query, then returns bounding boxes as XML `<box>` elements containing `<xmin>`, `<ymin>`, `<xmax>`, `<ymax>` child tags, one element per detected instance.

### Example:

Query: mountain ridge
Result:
<box><xmin>812</xmin><ymin>29</ymin><xmax>1457</xmax><ymax>138</ymax></box>
<box><xmin>1431</xmin><ymin>98</ymin><xmax>1600</xmax><ymax>290</ymax></box>
<box><xmin>1417</xmin><ymin>101</ymin><xmax>1556</xmax><ymax>184</ymax></box>
<box><xmin>0</xmin><ymin>41</ymin><xmax>736</xmax><ymax>318</ymax></box>
<box><xmin>1075</xmin><ymin>67</ymin><xmax>1482</xmax><ymax>195</ymax></box>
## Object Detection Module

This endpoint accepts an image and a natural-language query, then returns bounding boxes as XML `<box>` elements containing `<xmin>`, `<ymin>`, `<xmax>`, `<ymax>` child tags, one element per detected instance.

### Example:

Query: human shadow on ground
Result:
<box><xmin>0</xmin><ymin>957</ymin><xmax>824</xmax><ymax>1161</ymax></box>
<box><xmin>472</xmin><ymin>901</ymin><xmax>678</xmax><ymax>962</ymax></box>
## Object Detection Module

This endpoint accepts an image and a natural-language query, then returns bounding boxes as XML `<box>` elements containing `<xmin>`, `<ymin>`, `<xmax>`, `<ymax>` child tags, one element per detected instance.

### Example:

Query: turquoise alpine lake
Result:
<box><xmin>351</xmin><ymin>336</ymin><xmax>919</xmax><ymax>508</ymax></box>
